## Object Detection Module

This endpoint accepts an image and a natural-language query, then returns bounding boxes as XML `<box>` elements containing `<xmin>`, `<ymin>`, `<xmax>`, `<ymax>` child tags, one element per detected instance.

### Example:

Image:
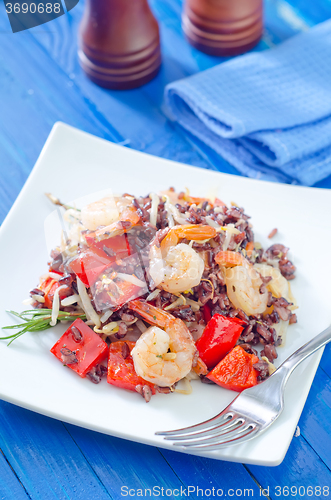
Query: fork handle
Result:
<box><xmin>277</xmin><ymin>323</ymin><xmax>331</xmax><ymax>385</ymax></box>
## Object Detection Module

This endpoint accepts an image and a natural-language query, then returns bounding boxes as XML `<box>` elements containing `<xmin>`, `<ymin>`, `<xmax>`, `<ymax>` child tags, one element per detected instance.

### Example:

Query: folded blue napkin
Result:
<box><xmin>165</xmin><ymin>20</ymin><xmax>331</xmax><ymax>185</ymax></box>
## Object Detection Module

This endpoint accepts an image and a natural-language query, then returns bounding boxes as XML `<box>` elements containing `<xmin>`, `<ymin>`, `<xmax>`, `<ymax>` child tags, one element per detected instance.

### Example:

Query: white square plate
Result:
<box><xmin>1</xmin><ymin>122</ymin><xmax>330</xmax><ymax>466</ymax></box>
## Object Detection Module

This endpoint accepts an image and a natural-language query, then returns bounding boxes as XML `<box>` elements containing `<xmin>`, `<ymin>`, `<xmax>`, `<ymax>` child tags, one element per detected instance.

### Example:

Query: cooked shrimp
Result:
<box><xmin>81</xmin><ymin>197</ymin><xmax>121</xmax><ymax>231</ymax></box>
<box><xmin>81</xmin><ymin>196</ymin><xmax>138</xmax><ymax>232</ymax></box>
<box><xmin>225</xmin><ymin>266</ymin><xmax>268</xmax><ymax>316</ymax></box>
<box><xmin>254</xmin><ymin>263</ymin><xmax>296</xmax><ymax>307</ymax></box>
<box><xmin>92</xmin><ymin>206</ymin><xmax>140</xmax><ymax>242</ymax></box>
<box><xmin>128</xmin><ymin>300</ymin><xmax>196</xmax><ymax>387</ymax></box>
<box><xmin>81</xmin><ymin>195</ymin><xmax>141</xmax><ymax>241</ymax></box>
<box><xmin>149</xmin><ymin>224</ymin><xmax>217</xmax><ymax>294</ymax></box>
<box><xmin>215</xmin><ymin>251</ymin><xmax>268</xmax><ymax>316</ymax></box>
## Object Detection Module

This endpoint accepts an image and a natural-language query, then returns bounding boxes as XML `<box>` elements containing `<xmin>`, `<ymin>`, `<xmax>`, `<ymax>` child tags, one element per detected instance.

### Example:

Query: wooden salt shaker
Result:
<box><xmin>183</xmin><ymin>0</ymin><xmax>263</xmax><ymax>56</ymax></box>
<box><xmin>78</xmin><ymin>0</ymin><xmax>161</xmax><ymax>90</ymax></box>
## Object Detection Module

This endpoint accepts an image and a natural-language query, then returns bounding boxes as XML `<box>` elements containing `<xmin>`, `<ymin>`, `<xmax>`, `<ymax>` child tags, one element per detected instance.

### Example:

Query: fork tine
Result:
<box><xmin>156</xmin><ymin>396</ymin><xmax>240</xmax><ymax>437</ymax></box>
<box><xmin>174</xmin><ymin>425</ymin><xmax>260</xmax><ymax>451</ymax></box>
<box><xmin>155</xmin><ymin>410</ymin><xmax>233</xmax><ymax>437</ymax></box>
<box><xmin>163</xmin><ymin>414</ymin><xmax>241</xmax><ymax>441</ymax></box>
<box><xmin>173</xmin><ymin>420</ymin><xmax>251</xmax><ymax>447</ymax></box>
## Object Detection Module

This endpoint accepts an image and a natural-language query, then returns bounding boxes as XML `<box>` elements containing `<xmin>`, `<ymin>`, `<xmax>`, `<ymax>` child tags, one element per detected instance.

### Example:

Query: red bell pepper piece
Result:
<box><xmin>50</xmin><ymin>318</ymin><xmax>108</xmax><ymax>377</ymax></box>
<box><xmin>69</xmin><ymin>249</ymin><xmax>113</xmax><ymax>287</ymax></box>
<box><xmin>93</xmin><ymin>279</ymin><xmax>147</xmax><ymax>313</ymax></box>
<box><xmin>39</xmin><ymin>276</ymin><xmax>65</xmax><ymax>309</ymax></box>
<box><xmin>69</xmin><ymin>235</ymin><xmax>131</xmax><ymax>287</ymax></box>
<box><xmin>107</xmin><ymin>280</ymin><xmax>144</xmax><ymax>309</ymax></box>
<box><xmin>196</xmin><ymin>314</ymin><xmax>245</xmax><ymax>369</ymax></box>
<box><xmin>107</xmin><ymin>341</ymin><xmax>155</xmax><ymax>394</ymax></box>
<box><xmin>202</xmin><ymin>303</ymin><xmax>212</xmax><ymax>324</ymax></box>
<box><xmin>85</xmin><ymin>233</ymin><xmax>131</xmax><ymax>257</ymax></box>
<box><xmin>207</xmin><ymin>345</ymin><xmax>259</xmax><ymax>392</ymax></box>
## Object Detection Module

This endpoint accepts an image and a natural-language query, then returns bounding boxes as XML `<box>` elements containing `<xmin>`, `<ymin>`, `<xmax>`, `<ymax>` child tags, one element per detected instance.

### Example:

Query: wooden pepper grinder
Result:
<box><xmin>183</xmin><ymin>0</ymin><xmax>263</xmax><ymax>56</ymax></box>
<box><xmin>78</xmin><ymin>0</ymin><xmax>161</xmax><ymax>90</ymax></box>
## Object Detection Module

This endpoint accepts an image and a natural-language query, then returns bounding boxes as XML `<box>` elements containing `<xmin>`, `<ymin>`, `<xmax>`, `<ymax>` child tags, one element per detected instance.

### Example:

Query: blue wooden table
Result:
<box><xmin>0</xmin><ymin>0</ymin><xmax>330</xmax><ymax>498</ymax></box>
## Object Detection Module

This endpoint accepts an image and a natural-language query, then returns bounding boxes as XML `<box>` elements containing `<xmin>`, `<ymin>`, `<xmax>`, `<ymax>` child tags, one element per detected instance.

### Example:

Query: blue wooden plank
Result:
<box><xmin>248</xmin><ymin>431</ymin><xmax>331</xmax><ymax>499</ymax></box>
<box><xmin>320</xmin><ymin>344</ymin><xmax>331</xmax><ymax>379</ymax></box>
<box><xmin>64</xmin><ymin>424</ymin><xmax>189</xmax><ymax>498</ymax></box>
<box><xmin>298</xmin><ymin>367</ymin><xmax>331</xmax><ymax>469</ymax></box>
<box><xmin>0</xmin><ymin>401</ymin><xmax>112</xmax><ymax>500</ymax></box>
<box><xmin>314</xmin><ymin>175</ymin><xmax>331</xmax><ymax>189</ymax></box>
<box><xmin>159</xmin><ymin>448</ymin><xmax>264</xmax><ymax>496</ymax></box>
<box><xmin>66</xmin><ymin>423</ymin><xmax>269</xmax><ymax>499</ymax></box>
<box><xmin>0</xmin><ymin>139</ymin><xmax>31</xmax><ymax>224</ymax></box>
<box><xmin>0</xmin><ymin>448</ymin><xmax>28</xmax><ymax>500</ymax></box>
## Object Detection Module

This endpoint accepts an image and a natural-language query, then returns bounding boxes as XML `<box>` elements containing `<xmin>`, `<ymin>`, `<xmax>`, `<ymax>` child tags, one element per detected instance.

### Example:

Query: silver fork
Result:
<box><xmin>156</xmin><ymin>324</ymin><xmax>331</xmax><ymax>451</ymax></box>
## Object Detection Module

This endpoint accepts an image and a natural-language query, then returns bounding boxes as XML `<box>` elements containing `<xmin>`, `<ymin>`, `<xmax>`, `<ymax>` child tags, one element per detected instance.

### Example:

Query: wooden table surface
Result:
<box><xmin>0</xmin><ymin>0</ymin><xmax>330</xmax><ymax>498</ymax></box>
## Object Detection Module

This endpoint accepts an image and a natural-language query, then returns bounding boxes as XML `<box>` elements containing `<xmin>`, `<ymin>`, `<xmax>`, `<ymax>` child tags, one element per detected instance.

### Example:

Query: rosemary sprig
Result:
<box><xmin>1</xmin><ymin>309</ymin><xmax>86</xmax><ymax>346</ymax></box>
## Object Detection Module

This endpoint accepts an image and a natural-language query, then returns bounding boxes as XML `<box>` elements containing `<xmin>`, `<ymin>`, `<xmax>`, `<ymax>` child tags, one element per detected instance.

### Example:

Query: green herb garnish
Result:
<box><xmin>1</xmin><ymin>309</ymin><xmax>86</xmax><ymax>346</ymax></box>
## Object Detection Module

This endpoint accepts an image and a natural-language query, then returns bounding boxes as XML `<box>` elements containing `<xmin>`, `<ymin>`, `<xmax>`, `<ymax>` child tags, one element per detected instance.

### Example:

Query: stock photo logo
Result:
<box><xmin>4</xmin><ymin>0</ymin><xmax>79</xmax><ymax>33</ymax></box>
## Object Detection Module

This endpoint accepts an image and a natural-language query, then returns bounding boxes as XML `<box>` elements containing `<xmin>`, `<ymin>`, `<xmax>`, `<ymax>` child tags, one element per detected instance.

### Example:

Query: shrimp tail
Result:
<box><xmin>160</xmin><ymin>229</ymin><xmax>179</xmax><ymax>253</ymax></box>
<box><xmin>215</xmin><ymin>250</ymin><xmax>248</xmax><ymax>267</ymax></box>
<box><xmin>160</xmin><ymin>224</ymin><xmax>217</xmax><ymax>253</ymax></box>
<box><xmin>174</xmin><ymin>224</ymin><xmax>217</xmax><ymax>241</ymax></box>
<box><xmin>128</xmin><ymin>299</ymin><xmax>169</xmax><ymax>328</ymax></box>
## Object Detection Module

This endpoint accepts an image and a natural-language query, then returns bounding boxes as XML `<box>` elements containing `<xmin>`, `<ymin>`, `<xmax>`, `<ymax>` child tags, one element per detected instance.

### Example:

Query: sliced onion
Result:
<box><xmin>185</xmin><ymin>298</ymin><xmax>201</xmax><ymax>312</ymax></box>
<box><xmin>272</xmin><ymin>319</ymin><xmax>289</xmax><ymax>347</ymax></box>
<box><xmin>22</xmin><ymin>298</ymin><xmax>34</xmax><ymax>306</ymax></box>
<box><xmin>31</xmin><ymin>295</ymin><xmax>45</xmax><ymax>303</ymax></box>
<box><xmin>222</xmin><ymin>230</ymin><xmax>233</xmax><ymax>251</ymax></box>
<box><xmin>77</xmin><ymin>277</ymin><xmax>101</xmax><ymax>328</ymax></box>
<box><xmin>186</xmin><ymin>369</ymin><xmax>200</xmax><ymax>381</ymax></box>
<box><xmin>124</xmin><ymin>318</ymin><xmax>138</xmax><ymax>326</ymax></box>
<box><xmin>100</xmin><ymin>310</ymin><xmax>113</xmax><ymax>324</ymax></box>
<box><xmin>164</xmin><ymin>198</ymin><xmax>187</xmax><ymax>225</ymax></box>
<box><xmin>50</xmin><ymin>285</ymin><xmax>67</xmax><ymax>326</ymax></box>
<box><xmin>146</xmin><ymin>289</ymin><xmax>161</xmax><ymax>302</ymax></box>
<box><xmin>136</xmin><ymin>320</ymin><xmax>147</xmax><ymax>333</ymax></box>
<box><xmin>116</xmin><ymin>273</ymin><xmax>146</xmax><ymax>288</ymax></box>
<box><xmin>205</xmin><ymin>216</ymin><xmax>220</xmax><ymax>229</ymax></box>
<box><xmin>174</xmin><ymin>377</ymin><xmax>193</xmax><ymax>395</ymax></box>
<box><xmin>162</xmin><ymin>192</ymin><xmax>187</xmax><ymax>224</ymax></box>
<box><xmin>48</xmin><ymin>272</ymin><xmax>62</xmax><ymax>280</ymax></box>
<box><xmin>221</xmin><ymin>224</ymin><xmax>239</xmax><ymax>250</ymax></box>
<box><xmin>163</xmin><ymin>195</ymin><xmax>175</xmax><ymax>227</ymax></box>
<box><xmin>149</xmin><ymin>192</ymin><xmax>159</xmax><ymax>227</ymax></box>
<box><xmin>221</xmin><ymin>224</ymin><xmax>241</xmax><ymax>235</ymax></box>
<box><xmin>94</xmin><ymin>322</ymin><xmax>118</xmax><ymax>335</ymax></box>
<box><xmin>164</xmin><ymin>295</ymin><xmax>186</xmax><ymax>311</ymax></box>
<box><xmin>261</xmin><ymin>356</ymin><xmax>276</xmax><ymax>375</ymax></box>
<box><xmin>61</xmin><ymin>294</ymin><xmax>80</xmax><ymax>306</ymax></box>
